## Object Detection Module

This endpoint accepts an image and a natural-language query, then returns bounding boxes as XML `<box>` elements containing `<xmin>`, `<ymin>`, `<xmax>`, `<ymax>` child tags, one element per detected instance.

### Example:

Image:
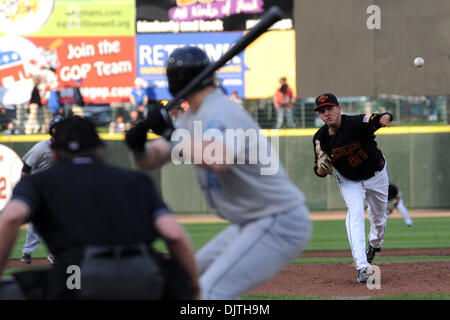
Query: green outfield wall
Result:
<box><xmin>2</xmin><ymin>127</ymin><xmax>449</xmax><ymax>212</ymax></box>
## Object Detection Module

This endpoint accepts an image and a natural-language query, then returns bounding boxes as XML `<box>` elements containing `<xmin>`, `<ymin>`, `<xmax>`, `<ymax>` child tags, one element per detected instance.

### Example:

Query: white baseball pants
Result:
<box><xmin>22</xmin><ymin>222</ymin><xmax>41</xmax><ymax>255</ymax></box>
<box><xmin>196</xmin><ymin>204</ymin><xmax>311</xmax><ymax>300</ymax></box>
<box><xmin>397</xmin><ymin>193</ymin><xmax>413</xmax><ymax>226</ymax></box>
<box><xmin>336</xmin><ymin>164</ymin><xmax>389</xmax><ymax>270</ymax></box>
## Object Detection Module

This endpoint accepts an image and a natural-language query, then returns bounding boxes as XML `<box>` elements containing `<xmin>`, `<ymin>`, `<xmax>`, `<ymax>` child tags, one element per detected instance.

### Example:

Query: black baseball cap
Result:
<box><xmin>314</xmin><ymin>93</ymin><xmax>339</xmax><ymax>111</ymax></box>
<box><xmin>51</xmin><ymin>116</ymin><xmax>103</xmax><ymax>153</ymax></box>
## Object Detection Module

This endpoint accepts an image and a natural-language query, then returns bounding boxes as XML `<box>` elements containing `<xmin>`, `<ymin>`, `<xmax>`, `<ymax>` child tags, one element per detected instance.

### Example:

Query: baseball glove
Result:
<box><xmin>315</xmin><ymin>140</ymin><xmax>333</xmax><ymax>175</ymax></box>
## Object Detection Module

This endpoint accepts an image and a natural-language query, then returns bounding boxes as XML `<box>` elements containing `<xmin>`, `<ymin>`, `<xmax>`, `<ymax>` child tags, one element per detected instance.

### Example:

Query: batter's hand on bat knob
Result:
<box><xmin>143</xmin><ymin>104</ymin><xmax>175</xmax><ymax>141</ymax></box>
<box><xmin>125</xmin><ymin>121</ymin><xmax>148</xmax><ymax>155</ymax></box>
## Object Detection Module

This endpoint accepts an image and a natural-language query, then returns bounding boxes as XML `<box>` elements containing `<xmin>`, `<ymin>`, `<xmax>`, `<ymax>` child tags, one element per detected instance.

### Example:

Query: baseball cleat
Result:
<box><xmin>21</xmin><ymin>253</ymin><xmax>32</xmax><ymax>264</ymax></box>
<box><xmin>47</xmin><ymin>254</ymin><xmax>56</xmax><ymax>265</ymax></box>
<box><xmin>366</xmin><ymin>244</ymin><xmax>381</xmax><ymax>264</ymax></box>
<box><xmin>357</xmin><ymin>267</ymin><xmax>370</xmax><ymax>284</ymax></box>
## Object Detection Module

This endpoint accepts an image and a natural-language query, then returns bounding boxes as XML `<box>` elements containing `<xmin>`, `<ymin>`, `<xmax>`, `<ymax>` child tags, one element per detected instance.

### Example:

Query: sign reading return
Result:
<box><xmin>136</xmin><ymin>0</ymin><xmax>293</xmax><ymax>33</ymax></box>
<box><xmin>137</xmin><ymin>32</ymin><xmax>246</xmax><ymax>100</ymax></box>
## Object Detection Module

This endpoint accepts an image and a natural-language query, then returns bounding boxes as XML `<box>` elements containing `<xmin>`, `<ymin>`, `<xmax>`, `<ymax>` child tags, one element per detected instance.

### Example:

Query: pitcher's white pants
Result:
<box><xmin>336</xmin><ymin>164</ymin><xmax>389</xmax><ymax>270</ymax></box>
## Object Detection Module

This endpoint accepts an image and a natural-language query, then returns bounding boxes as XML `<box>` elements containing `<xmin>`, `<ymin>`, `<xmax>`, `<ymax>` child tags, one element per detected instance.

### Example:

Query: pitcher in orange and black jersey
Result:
<box><xmin>312</xmin><ymin>93</ymin><xmax>393</xmax><ymax>285</ymax></box>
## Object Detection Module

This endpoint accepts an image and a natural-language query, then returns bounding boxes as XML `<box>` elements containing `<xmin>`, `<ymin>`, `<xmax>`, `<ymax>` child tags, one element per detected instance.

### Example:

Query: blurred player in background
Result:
<box><xmin>125</xmin><ymin>47</ymin><xmax>312</xmax><ymax>300</ymax></box>
<box><xmin>0</xmin><ymin>116</ymin><xmax>199</xmax><ymax>300</ymax></box>
<box><xmin>20</xmin><ymin>115</ymin><xmax>64</xmax><ymax>265</ymax></box>
<box><xmin>387</xmin><ymin>184</ymin><xmax>413</xmax><ymax>227</ymax></box>
<box><xmin>312</xmin><ymin>93</ymin><xmax>393</xmax><ymax>284</ymax></box>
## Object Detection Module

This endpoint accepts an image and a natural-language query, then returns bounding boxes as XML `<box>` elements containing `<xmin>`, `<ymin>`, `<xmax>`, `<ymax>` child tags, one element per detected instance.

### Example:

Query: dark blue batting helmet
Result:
<box><xmin>48</xmin><ymin>115</ymin><xmax>64</xmax><ymax>136</ymax></box>
<box><xmin>166</xmin><ymin>46</ymin><xmax>215</xmax><ymax>98</ymax></box>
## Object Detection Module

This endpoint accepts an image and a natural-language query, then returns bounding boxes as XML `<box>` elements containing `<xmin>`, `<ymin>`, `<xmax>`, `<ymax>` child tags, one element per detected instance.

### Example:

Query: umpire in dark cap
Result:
<box><xmin>0</xmin><ymin>116</ymin><xmax>199</xmax><ymax>300</ymax></box>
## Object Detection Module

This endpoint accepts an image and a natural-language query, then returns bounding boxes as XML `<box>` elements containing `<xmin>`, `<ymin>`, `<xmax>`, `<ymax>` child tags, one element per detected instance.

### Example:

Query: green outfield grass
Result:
<box><xmin>305</xmin><ymin>216</ymin><xmax>450</xmax><ymax>251</ymax></box>
<box><xmin>5</xmin><ymin>216</ymin><xmax>449</xmax><ymax>300</ymax></box>
<box><xmin>176</xmin><ymin>216</ymin><xmax>450</xmax><ymax>252</ymax></box>
<box><xmin>9</xmin><ymin>217</ymin><xmax>450</xmax><ymax>260</ymax></box>
<box><xmin>292</xmin><ymin>256</ymin><xmax>450</xmax><ymax>264</ymax></box>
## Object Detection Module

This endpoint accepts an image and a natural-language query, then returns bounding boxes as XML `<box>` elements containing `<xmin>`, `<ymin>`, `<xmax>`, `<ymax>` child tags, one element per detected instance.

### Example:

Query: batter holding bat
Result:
<box><xmin>125</xmin><ymin>45</ymin><xmax>312</xmax><ymax>300</ymax></box>
<box><xmin>312</xmin><ymin>93</ymin><xmax>393</xmax><ymax>284</ymax></box>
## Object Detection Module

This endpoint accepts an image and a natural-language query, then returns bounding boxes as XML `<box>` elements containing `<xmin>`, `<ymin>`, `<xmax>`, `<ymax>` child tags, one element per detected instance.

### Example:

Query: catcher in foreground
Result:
<box><xmin>0</xmin><ymin>117</ymin><xmax>199</xmax><ymax>300</ymax></box>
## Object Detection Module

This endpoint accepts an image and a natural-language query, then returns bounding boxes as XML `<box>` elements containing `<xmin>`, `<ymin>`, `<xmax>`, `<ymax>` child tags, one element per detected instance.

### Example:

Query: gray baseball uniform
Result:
<box><xmin>22</xmin><ymin>139</ymin><xmax>54</xmax><ymax>256</ymax></box>
<box><xmin>22</xmin><ymin>139</ymin><xmax>54</xmax><ymax>174</ymax></box>
<box><xmin>175</xmin><ymin>88</ymin><xmax>311</xmax><ymax>299</ymax></box>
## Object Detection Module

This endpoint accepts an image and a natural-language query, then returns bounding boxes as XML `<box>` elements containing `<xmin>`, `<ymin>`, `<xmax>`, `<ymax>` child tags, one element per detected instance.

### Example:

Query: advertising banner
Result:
<box><xmin>137</xmin><ymin>32</ymin><xmax>245</xmax><ymax>100</ymax></box>
<box><xmin>0</xmin><ymin>0</ymin><xmax>135</xmax><ymax>37</ymax></box>
<box><xmin>136</xmin><ymin>0</ymin><xmax>293</xmax><ymax>33</ymax></box>
<box><xmin>0</xmin><ymin>36</ymin><xmax>135</xmax><ymax>105</ymax></box>
<box><xmin>136</xmin><ymin>30</ymin><xmax>295</xmax><ymax>100</ymax></box>
<box><xmin>0</xmin><ymin>0</ymin><xmax>136</xmax><ymax>105</ymax></box>
<box><xmin>30</xmin><ymin>36</ymin><xmax>136</xmax><ymax>103</ymax></box>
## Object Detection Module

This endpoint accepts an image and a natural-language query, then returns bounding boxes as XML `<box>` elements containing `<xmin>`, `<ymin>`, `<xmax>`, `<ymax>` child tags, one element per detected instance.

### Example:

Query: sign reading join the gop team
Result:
<box><xmin>29</xmin><ymin>36</ymin><xmax>136</xmax><ymax>103</ymax></box>
<box><xmin>0</xmin><ymin>0</ymin><xmax>136</xmax><ymax>105</ymax></box>
<box><xmin>137</xmin><ymin>33</ymin><xmax>246</xmax><ymax>100</ymax></box>
<box><xmin>0</xmin><ymin>36</ymin><xmax>135</xmax><ymax>105</ymax></box>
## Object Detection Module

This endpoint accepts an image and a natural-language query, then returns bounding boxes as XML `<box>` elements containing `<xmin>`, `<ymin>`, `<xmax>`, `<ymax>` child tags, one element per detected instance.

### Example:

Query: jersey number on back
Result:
<box><xmin>0</xmin><ymin>177</ymin><xmax>6</xmax><ymax>199</ymax></box>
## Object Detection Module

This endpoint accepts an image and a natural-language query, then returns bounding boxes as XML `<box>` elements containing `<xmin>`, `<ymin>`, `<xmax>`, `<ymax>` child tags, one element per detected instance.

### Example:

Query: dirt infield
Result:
<box><xmin>249</xmin><ymin>247</ymin><xmax>450</xmax><ymax>298</ymax></box>
<box><xmin>7</xmin><ymin>247</ymin><xmax>449</xmax><ymax>299</ymax></box>
<box><xmin>250</xmin><ymin>261</ymin><xmax>450</xmax><ymax>298</ymax></box>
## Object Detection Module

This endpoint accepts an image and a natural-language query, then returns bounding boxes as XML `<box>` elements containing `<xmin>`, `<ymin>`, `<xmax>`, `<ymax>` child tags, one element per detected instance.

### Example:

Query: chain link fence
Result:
<box><xmin>1</xmin><ymin>95</ymin><xmax>448</xmax><ymax>135</ymax></box>
<box><xmin>243</xmin><ymin>95</ymin><xmax>449</xmax><ymax>129</ymax></box>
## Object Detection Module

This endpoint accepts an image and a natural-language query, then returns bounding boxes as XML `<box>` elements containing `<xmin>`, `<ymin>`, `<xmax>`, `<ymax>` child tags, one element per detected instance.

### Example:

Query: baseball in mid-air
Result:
<box><xmin>414</xmin><ymin>57</ymin><xmax>424</xmax><ymax>67</ymax></box>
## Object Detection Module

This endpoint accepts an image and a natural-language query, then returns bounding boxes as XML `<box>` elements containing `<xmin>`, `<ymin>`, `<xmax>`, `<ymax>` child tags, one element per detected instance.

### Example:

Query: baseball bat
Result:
<box><xmin>164</xmin><ymin>5</ymin><xmax>285</xmax><ymax>111</ymax></box>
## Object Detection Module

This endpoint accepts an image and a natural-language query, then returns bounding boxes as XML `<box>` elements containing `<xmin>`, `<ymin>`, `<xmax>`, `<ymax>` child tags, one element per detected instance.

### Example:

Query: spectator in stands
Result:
<box><xmin>230</xmin><ymin>90</ymin><xmax>244</xmax><ymax>109</ymax></box>
<box><xmin>72</xmin><ymin>79</ymin><xmax>85</xmax><ymax>117</ymax></box>
<box><xmin>3</xmin><ymin>121</ymin><xmax>23</xmax><ymax>135</ymax></box>
<box><xmin>273</xmin><ymin>77</ymin><xmax>296</xmax><ymax>129</ymax></box>
<box><xmin>0</xmin><ymin>107</ymin><xmax>11</xmax><ymax>131</ymax></box>
<box><xmin>47</xmin><ymin>82</ymin><xmax>63</xmax><ymax>117</ymax></box>
<box><xmin>25</xmin><ymin>77</ymin><xmax>43</xmax><ymax>134</ymax></box>
<box><xmin>180</xmin><ymin>101</ymin><xmax>190</xmax><ymax>113</ymax></box>
<box><xmin>130</xmin><ymin>78</ymin><xmax>148</xmax><ymax>120</ymax></box>
<box><xmin>126</xmin><ymin>109</ymin><xmax>140</xmax><ymax>130</ymax></box>
<box><xmin>109</xmin><ymin>114</ymin><xmax>126</xmax><ymax>134</ymax></box>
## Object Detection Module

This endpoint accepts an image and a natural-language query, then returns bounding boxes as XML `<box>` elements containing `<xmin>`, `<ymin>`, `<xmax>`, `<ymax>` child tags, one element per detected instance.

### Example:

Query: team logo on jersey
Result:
<box><xmin>363</xmin><ymin>113</ymin><xmax>372</xmax><ymax>123</ymax></box>
<box><xmin>317</xmin><ymin>95</ymin><xmax>328</xmax><ymax>103</ymax></box>
<box><xmin>332</xmin><ymin>140</ymin><xmax>369</xmax><ymax>167</ymax></box>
